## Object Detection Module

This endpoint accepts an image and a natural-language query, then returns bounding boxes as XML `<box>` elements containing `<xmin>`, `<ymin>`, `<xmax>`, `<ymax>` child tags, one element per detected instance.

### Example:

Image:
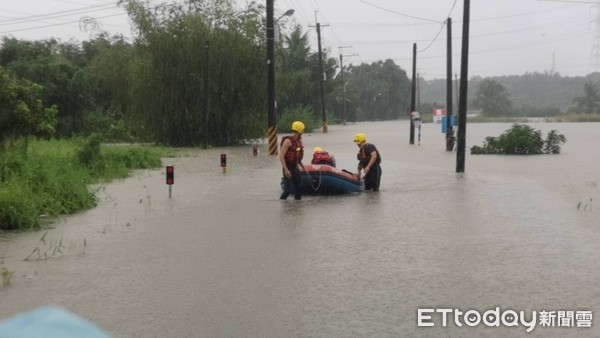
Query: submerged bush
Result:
<box><xmin>543</xmin><ymin>130</ymin><xmax>567</xmax><ymax>154</ymax></box>
<box><xmin>471</xmin><ymin>124</ymin><xmax>566</xmax><ymax>155</ymax></box>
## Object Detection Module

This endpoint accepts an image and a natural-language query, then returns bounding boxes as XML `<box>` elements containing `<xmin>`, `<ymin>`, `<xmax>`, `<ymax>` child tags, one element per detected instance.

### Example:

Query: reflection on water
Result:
<box><xmin>0</xmin><ymin>121</ymin><xmax>598</xmax><ymax>337</ymax></box>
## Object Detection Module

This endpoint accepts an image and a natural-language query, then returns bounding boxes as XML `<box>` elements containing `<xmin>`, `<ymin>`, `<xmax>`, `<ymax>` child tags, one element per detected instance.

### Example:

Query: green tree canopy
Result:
<box><xmin>339</xmin><ymin>60</ymin><xmax>410</xmax><ymax>121</ymax></box>
<box><xmin>0</xmin><ymin>66</ymin><xmax>57</xmax><ymax>144</ymax></box>
<box><xmin>121</xmin><ymin>0</ymin><xmax>266</xmax><ymax>146</ymax></box>
<box><xmin>572</xmin><ymin>81</ymin><xmax>600</xmax><ymax>114</ymax></box>
<box><xmin>277</xmin><ymin>25</ymin><xmax>338</xmax><ymax>123</ymax></box>
<box><xmin>474</xmin><ymin>79</ymin><xmax>513</xmax><ymax>117</ymax></box>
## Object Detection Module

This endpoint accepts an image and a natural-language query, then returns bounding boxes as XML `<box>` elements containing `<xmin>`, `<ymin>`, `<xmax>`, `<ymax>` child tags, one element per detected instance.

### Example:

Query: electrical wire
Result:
<box><xmin>535</xmin><ymin>0</ymin><xmax>600</xmax><ymax>4</ymax></box>
<box><xmin>368</xmin><ymin>28</ymin><xmax>592</xmax><ymax>63</ymax></box>
<box><xmin>288</xmin><ymin>0</ymin><xmax>311</xmax><ymax>26</ymax></box>
<box><xmin>0</xmin><ymin>12</ymin><xmax>126</xmax><ymax>35</ymax></box>
<box><xmin>418</xmin><ymin>0</ymin><xmax>459</xmax><ymax>53</ymax></box>
<box><xmin>357</xmin><ymin>0</ymin><xmax>442</xmax><ymax>23</ymax></box>
<box><xmin>0</xmin><ymin>3</ymin><xmax>117</xmax><ymax>25</ymax></box>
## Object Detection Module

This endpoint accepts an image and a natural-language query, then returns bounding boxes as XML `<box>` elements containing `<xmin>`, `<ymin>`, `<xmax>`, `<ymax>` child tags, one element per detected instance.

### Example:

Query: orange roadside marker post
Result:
<box><xmin>166</xmin><ymin>165</ymin><xmax>174</xmax><ymax>199</ymax></box>
<box><xmin>220</xmin><ymin>154</ymin><xmax>227</xmax><ymax>173</ymax></box>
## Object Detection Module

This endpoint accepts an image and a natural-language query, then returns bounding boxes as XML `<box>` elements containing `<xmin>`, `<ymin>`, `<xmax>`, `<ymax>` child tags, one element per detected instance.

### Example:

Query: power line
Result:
<box><xmin>418</xmin><ymin>0</ymin><xmax>459</xmax><ymax>53</ymax></box>
<box><xmin>330</xmin><ymin>22</ymin><xmax>438</xmax><ymax>28</ymax></box>
<box><xmin>337</xmin><ymin>14</ymin><xmax>588</xmax><ymax>45</ymax></box>
<box><xmin>471</xmin><ymin>3</ymin><xmax>582</xmax><ymax>22</ymax></box>
<box><xmin>288</xmin><ymin>0</ymin><xmax>311</xmax><ymax>25</ymax></box>
<box><xmin>534</xmin><ymin>0</ymin><xmax>600</xmax><ymax>4</ymax></box>
<box><xmin>0</xmin><ymin>12</ymin><xmax>126</xmax><ymax>35</ymax></box>
<box><xmin>0</xmin><ymin>3</ymin><xmax>117</xmax><ymax>25</ymax></box>
<box><xmin>357</xmin><ymin>0</ymin><xmax>441</xmax><ymax>23</ymax></box>
<box><xmin>369</xmin><ymin>29</ymin><xmax>592</xmax><ymax>63</ymax></box>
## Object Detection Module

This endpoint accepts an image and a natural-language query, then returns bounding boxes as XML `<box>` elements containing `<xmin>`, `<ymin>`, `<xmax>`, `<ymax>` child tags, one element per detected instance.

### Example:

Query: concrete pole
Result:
<box><xmin>410</xmin><ymin>43</ymin><xmax>416</xmax><ymax>145</ymax></box>
<box><xmin>317</xmin><ymin>23</ymin><xmax>328</xmax><ymax>133</ymax></box>
<box><xmin>456</xmin><ymin>0</ymin><xmax>470</xmax><ymax>173</ymax></box>
<box><xmin>266</xmin><ymin>0</ymin><xmax>278</xmax><ymax>155</ymax></box>
<box><xmin>446</xmin><ymin>18</ymin><xmax>455</xmax><ymax>151</ymax></box>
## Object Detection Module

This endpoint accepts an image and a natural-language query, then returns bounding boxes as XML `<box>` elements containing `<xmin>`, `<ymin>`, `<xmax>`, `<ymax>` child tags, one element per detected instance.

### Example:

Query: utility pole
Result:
<box><xmin>456</xmin><ymin>0</ymin><xmax>470</xmax><ymax>173</ymax></box>
<box><xmin>204</xmin><ymin>40</ymin><xmax>210</xmax><ymax>149</ymax></box>
<box><xmin>446</xmin><ymin>17</ymin><xmax>455</xmax><ymax>152</ymax></box>
<box><xmin>339</xmin><ymin>46</ymin><xmax>357</xmax><ymax>126</ymax></box>
<box><xmin>417</xmin><ymin>73</ymin><xmax>420</xmax><ymax>112</ymax></box>
<box><xmin>316</xmin><ymin>22</ymin><xmax>328</xmax><ymax>133</ymax></box>
<box><xmin>455</xmin><ymin>74</ymin><xmax>459</xmax><ymax>106</ymax></box>
<box><xmin>266</xmin><ymin>0</ymin><xmax>277</xmax><ymax>155</ymax></box>
<box><xmin>410</xmin><ymin>43</ymin><xmax>416</xmax><ymax>145</ymax></box>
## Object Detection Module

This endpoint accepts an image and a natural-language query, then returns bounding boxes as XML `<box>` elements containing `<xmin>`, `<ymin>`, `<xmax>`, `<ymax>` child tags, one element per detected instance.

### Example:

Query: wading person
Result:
<box><xmin>354</xmin><ymin>133</ymin><xmax>382</xmax><ymax>191</ymax></box>
<box><xmin>311</xmin><ymin>147</ymin><xmax>336</xmax><ymax>167</ymax></box>
<box><xmin>280</xmin><ymin>121</ymin><xmax>306</xmax><ymax>200</ymax></box>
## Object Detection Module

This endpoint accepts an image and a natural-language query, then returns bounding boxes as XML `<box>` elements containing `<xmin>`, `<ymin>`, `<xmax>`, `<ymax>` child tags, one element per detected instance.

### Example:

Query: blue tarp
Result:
<box><xmin>0</xmin><ymin>306</ymin><xmax>109</xmax><ymax>338</ymax></box>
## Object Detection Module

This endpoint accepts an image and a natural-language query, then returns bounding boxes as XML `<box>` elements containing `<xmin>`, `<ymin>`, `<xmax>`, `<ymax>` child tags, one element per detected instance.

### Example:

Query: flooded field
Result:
<box><xmin>1</xmin><ymin>121</ymin><xmax>599</xmax><ymax>337</ymax></box>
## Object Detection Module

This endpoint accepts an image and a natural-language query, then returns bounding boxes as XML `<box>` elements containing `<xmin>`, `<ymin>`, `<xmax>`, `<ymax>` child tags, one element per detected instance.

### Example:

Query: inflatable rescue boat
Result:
<box><xmin>284</xmin><ymin>164</ymin><xmax>361</xmax><ymax>195</ymax></box>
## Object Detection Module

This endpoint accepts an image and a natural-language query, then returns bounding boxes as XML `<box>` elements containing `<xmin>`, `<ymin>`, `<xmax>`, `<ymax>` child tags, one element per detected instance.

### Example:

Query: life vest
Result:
<box><xmin>311</xmin><ymin>151</ymin><xmax>334</xmax><ymax>165</ymax></box>
<box><xmin>281</xmin><ymin>136</ymin><xmax>304</xmax><ymax>164</ymax></box>
<box><xmin>357</xmin><ymin>143</ymin><xmax>381</xmax><ymax>167</ymax></box>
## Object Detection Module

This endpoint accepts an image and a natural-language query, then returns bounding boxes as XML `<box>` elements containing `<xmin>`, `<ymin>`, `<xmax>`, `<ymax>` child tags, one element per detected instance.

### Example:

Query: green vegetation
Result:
<box><xmin>0</xmin><ymin>137</ymin><xmax>166</xmax><ymax>230</ymax></box>
<box><xmin>331</xmin><ymin>59</ymin><xmax>411</xmax><ymax>122</ymax></box>
<box><xmin>471</xmin><ymin>124</ymin><xmax>566</xmax><ymax>155</ymax></box>
<box><xmin>278</xmin><ymin>107</ymin><xmax>320</xmax><ymax>134</ymax></box>
<box><xmin>419</xmin><ymin>73</ymin><xmax>600</xmax><ymax>118</ymax></box>
<box><xmin>572</xmin><ymin>81</ymin><xmax>600</xmax><ymax>114</ymax></box>
<box><xmin>2</xmin><ymin>267</ymin><xmax>14</xmax><ymax>286</ymax></box>
<box><xmin>466</xmin><ymin>116</ymin><xmax>529</xmax><ymax>123</ymax></box>
<box><xmin>4</xmin><ymin>0</ymin><xmax>597</xmax><ymax>148</ymax></box>
<box><xmin>0</xmin><ymin>0</ymin><xmax>412</xmax><ymax>147</ymax></box>
<box><xmin>0</xmin><ymin>67</ymin><xmax>58</xmax><ymax>143</ymax></box>
<box><xmin>473</xmin><ymin>79</ymin><xmax>513</xmax><ymax>117</ymax></box>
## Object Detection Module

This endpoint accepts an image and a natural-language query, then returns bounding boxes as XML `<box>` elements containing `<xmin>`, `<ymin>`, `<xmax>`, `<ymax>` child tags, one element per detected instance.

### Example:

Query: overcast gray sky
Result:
<box><xmin>1</xmin><ymin>0</ymin><xmax>597</xmax><ymax>80</ymax></box>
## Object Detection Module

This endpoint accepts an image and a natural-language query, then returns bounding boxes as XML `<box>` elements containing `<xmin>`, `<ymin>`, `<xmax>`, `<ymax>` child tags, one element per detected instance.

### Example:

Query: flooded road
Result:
<box><xmin>1</xmin><ymin>121</ymin><xmax>599</xmax><ymax>337</ymax></box>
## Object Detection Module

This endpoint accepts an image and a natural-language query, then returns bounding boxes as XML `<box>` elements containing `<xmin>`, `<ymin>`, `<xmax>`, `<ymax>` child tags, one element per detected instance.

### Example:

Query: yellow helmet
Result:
<box><xmin>354</xmin><ymin>133</ymin><xmax>367</xmax><ymax>144</ymax></box>
<box><xmin>291</xmin><ymin>121</ymin><xmax>305</xmax><ymax>134</ymax></box>
<box><xmin>313</xmin><ymin>147</ymin><xmax>323</xmax><ymax>153</ymax></box>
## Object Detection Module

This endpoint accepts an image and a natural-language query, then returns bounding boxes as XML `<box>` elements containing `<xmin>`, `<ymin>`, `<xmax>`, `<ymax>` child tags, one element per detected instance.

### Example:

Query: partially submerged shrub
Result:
<box><xmin>471</xmin><ymin>124</ymin><xmax>566</xmax><ymax>155</ymax></box>
<box><xmin>2</xmin><ymin>267</ymin><xmax>14</xmax><ymax>286</ymax></box>
<box><xmin>544</xmin><ymin>130</ymin><xmax>567</xmax><ymax>154</ymax></box>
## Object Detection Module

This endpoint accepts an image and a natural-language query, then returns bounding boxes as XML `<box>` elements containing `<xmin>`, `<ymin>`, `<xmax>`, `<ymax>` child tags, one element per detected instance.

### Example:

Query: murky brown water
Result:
<box><xmin>1</xmin><ymin>121</ymin><xmax>599</xmax><ymax>337</ymax></box>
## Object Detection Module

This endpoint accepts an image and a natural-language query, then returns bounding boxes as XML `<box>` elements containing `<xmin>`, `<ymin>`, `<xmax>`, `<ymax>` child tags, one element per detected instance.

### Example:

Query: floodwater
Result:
<box><xmin>0</xmin><ymin>121</ymin><xmax>599</xmax><ymax>337</ymax></box>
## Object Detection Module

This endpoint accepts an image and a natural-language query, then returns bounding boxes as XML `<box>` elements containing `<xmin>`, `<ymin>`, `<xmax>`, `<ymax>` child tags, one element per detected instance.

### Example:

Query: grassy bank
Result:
<box><xmin>466</xmin><ymin>116</ymin><xmax>530</xmax><ymax>123</ymax></box>
<box><xmin>464</xmin><ymin>114</ymin><xmax>600</xmax><ymax>123</ymax></box>
<box><xmin>554</xmin><ymin>113</ymin><xmax>600</xmax><ymax>122</ymax></box>
<box><xmin>0</xmin><ymin>137</ymin><xmax>168</xmax><ymax>230</ymax></box>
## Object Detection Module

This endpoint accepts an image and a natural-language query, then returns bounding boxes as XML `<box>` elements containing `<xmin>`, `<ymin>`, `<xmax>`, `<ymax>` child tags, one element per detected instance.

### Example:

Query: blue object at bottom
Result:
<box><xmin>0</xmin><ymin>306</ymin><xmax>109</xmax><ymax>338</ymax></box>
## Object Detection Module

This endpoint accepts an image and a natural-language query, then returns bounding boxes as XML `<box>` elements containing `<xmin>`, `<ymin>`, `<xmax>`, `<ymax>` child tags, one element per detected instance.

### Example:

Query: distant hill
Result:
<box><xmin>419</xmin><ymin>72</ymin><xmax>600</xmax><ymax>114</ymax></box>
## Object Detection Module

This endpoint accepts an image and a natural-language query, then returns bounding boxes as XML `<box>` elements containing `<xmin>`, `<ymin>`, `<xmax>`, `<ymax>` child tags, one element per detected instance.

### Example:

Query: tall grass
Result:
<box><xmin>0</xmin><ymin>137</ymin><xmax>167</xmax><ymax>230</ymax></box>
